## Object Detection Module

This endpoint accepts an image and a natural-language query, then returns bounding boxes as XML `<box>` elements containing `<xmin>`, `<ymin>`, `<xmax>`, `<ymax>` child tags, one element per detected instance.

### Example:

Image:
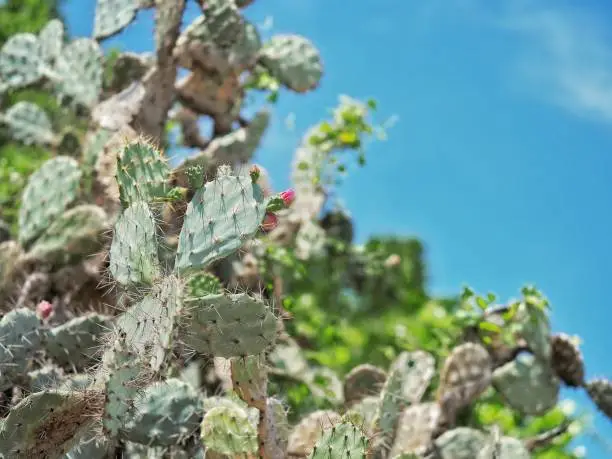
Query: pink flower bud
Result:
<box><xmin>36</xmin><ymin>300</ymin><xmax>53</xmax><ymax>320</ymax></box>
<box><xmin>261</xmin><ymin>212</ymin><xmax>278</xmax><ymax>232</ymax></box>
<box><xmin>279</xmin><ymin>188</ymin><xmax>295</xmax><ymax>206</ymax></box>
<box><xmin>249</xmin><ymin>165</ymin><xmax>261</xmax><ymax>183</ymax></box>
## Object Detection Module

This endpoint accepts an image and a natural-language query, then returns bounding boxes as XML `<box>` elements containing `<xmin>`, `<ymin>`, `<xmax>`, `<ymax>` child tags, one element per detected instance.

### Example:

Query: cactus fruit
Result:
<box><xmin>437</xmin><ymin>342</ymin><xmax>492</xmax><ymax>421</ymax></box>
<box><xmin>27</xmin><ymin>205</ymin><xmax>108</xmax><ymax>265</ymax></box>
<box><xmin>94</xmin><ymin>0</ymin><xmax>141</xmax><ymax>40</ymax></box>
<box><xmin>54</xmin><ymin>38</ymin><xmax>103</xmax><ymax>107</ymax></box>
<box><xmin>308</xmin><ymin>421</ymin><xmax>370</xmax><ymax>459</ymax></box>
<box><xmin>585</xmin><ymin>377</ymin><xmax>612</xmax><ymax>420</ymax></box>
<box><xmin>0</xmin><ymin>308</ymin><xmax>45</xmax><ymax>390</ymax></box>
<box><xmin>200</xmin><ymin>404</ymin><xmax>258</xmax><ymax>456</ymax></box>
<box><xmin>18</xmin><ymin>156</ymin><xmax>82</xmax><ymax>246</ymax></box>
<box><xmin>550</xmin><ymin>333</ymin><xmax>585</xmax><ymax>387</ymax></box>
<box><xmin>109</xmin><ymin>201</ymin><xmax>161</xmax><ymax>286</ymax></box>
<box><xmin>174</xmin><ymin>168</ymin><xmax>268</xmax><ymax>272</ymax></box>
<box><xmin>492</xmin><ymin>352</ymin><xmax>560</xmax><ymax>416</ymax></box>
<box><xmin>0</xmin><ymin>33</ymin><xmax>44</xmax><ymax>90</ymax></box>
<box><xmin>46</xmin><ymin>313</ymin><xmax>111</xmax><ymax>370</ymax></box>
<box><xmin>183</xmin><ymin>292</ymin><xmax>277</xmax><ymax>358</ymax></box>
<box><xmin>259</xmin><ymin>35</ymin><xmax>323</xmax><ymax>92</ymax></box>
<box><xmin>116</xmin><ymin>140</ymin><xmax>171</xmax><ymax>206</ymax></box>
<box><xmin>1</xmin><ymin>101</ymin><xmax>54</xmax><ymax>145</ymax></box>
<box><xmin>123</xmin><ymin>378</ymin><xmax>202</xmax><ymax>446</ymax></box>
<box><xmin>433</xmin><ymin>427</ymin><xmax>487</xmax><ymax>459</ymax></box>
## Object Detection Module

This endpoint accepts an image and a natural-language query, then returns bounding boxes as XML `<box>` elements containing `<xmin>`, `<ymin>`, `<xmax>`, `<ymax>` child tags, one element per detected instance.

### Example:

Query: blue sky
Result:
<box><xmin>62</xmin><ymin>0</ymin><xmax>612</xmax><ymax>456</ymax></box>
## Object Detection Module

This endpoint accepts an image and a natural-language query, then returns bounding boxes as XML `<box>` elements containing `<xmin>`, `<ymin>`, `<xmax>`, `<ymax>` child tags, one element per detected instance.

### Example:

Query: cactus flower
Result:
<box><xmin>36</xmin><ymin>300</ymin><xmax>53</xmax><ymax>320</ymax></box>
<box><xmin>250</xmin><ymin>164</ymin><xmax>261</xmax><ymax>183</ymax></box>
<box><xmin>261</xmin><ymin>212</ymin><xmax>278</xmax><ymax>232</ymax></box>
<box><xmin>279</xmin><ymin>188</ymin><xmax>296</xmax><ymax>206</ymax></box>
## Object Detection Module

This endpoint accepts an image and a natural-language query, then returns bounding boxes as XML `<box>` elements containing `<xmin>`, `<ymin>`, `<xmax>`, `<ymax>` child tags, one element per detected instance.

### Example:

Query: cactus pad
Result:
<box><xmin>18</xmin><ymin>156</ymin><xmax>81</xmax><ymax>246</ymax></box>
<box><xmin>513</xmin><ymin>297</ymin><xmax>551</xmax><ymax>361</ymax></box>
<box><xmin>287</xmin><ymin>410</ymin><xmax>342</xmax><ymax>457</ymax></box>
<box><xmin>389</xmin><ymin>402</ymin><xmax>441</xmax><ymax>457</ymax></box>
<box><xmin>116</xmin><ymin>140</ymin><xmax>170</xmax><ymax>206</ymax></box>
<box><xmin>46</xmin><ymin>313</ymin><xmax>111</xmax><ymax>370</ymax></box>
<box><xmin>0</xmin><ymin>308</ymin><xmax>45</xmax><ymax>391</ymax></box>
<box><xmin>54</xmin><ymin>38</ymin><xmax>103</xmax><ymax>107</ymax></box>
<box><xmin>231</xmin><ymin>354</ymin><xmax>268</xmax><ymax>410</ymax></box>
<box><xmin>109</xmin><ymin>201</ymin><xmax>160</xmax><ymax>286</ymax></box>
<box><xmin>2</xmin><ymin>101</ymin><xmax>54</xmax><ymax>145</ymax></box>
<box><xmin>94</xmin><ymin>0</ymin><xmax>141</xmax><ymax>39</ymax></box>
<box><xmin>28</xmin><ymin>205</ymin><xmax>108</xmax><ymax>265</ymax></box>
<box><xmin>200</xmin><ymin>404</ymin><xmax>258</xmax><ymax>456</ymax></box>
<box><xmin>585</xmin><ymin>377</ymin><xmax>612</xmax><ymax>420</ymax></box>
<box><xmin>308</xmin><ymin>421</ymin><xmax>369</xmax><ymax>459</ymax></box>
<box><xmin>197</xmin><ymin>0</ymin><xmax>244</xmax><ymax>50</ymax></box>
<box><xmin>550</xmin><ymin>333</ymin><xmax>585</xmax><ymax>387</ymax></box>
<box><xmin>39</xmin><ymin>19</ymin><xmax>64</xmax><ymax>63</ymax></box>
<box><xmin>175</xmin><ymin>169</ymin><xmax>267</xmax><ymax>272</ymax></box>
<box><xmin>183</xmin><ymin>292</ymin><xmax>277</xmax><ymax>358</ymax></box>
<box><xmin>124</xmin><ymin>378</ymin><xmax>202</xmax><ymax>446</ymax></box>
<box><xmin>260</xmin><ymin>397</ymin><xmax>290</xmax><ymax>458</ymax></box>
<box><xmin>28</xmin><ymin>365</ymin><xmax>65</xmax><ymax>392</ymax></box>
<box><xmin>434</xmin><ymin>427</ymin><xmax>487</xmax><ymax>459</ymax></box>
<box><xmin>437</xmin><ymin>342</ymin><xmax>492</xmax><ymax>420</ymax></box>
<box><xmin>259</xmin><ymin>35</ymin><xmax>323</xmax><ymax>92</ymax></box>
<box><xmin>477</xmin><ymin>436</ymin><xmax>530</xmax><ymax>459</ymax></box>
<box><xmin>0</xmin><ymin>33</ymin><xmax>44</xmax><ymax>89</ymax></box>
<box><xmin>492</xmin><ymin>353</ymin><xmax>559</xmax><ymax>416</ymax></box>
<box><xmin>0</xmin><ymin>390</ymin><xmax>101</xmax><ymax>458</ymax></box>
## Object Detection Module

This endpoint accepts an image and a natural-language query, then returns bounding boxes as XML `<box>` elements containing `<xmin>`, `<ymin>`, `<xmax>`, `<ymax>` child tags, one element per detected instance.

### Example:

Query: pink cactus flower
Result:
<box><xmin>279</xmin><ymin>188</ymin><xmax>296</xmax><ymax>206</ymax></box>
<box><xmin>36</xmin><ymin>300</ymin><xmax>53</xmax><ymax>320</ymax></box>
<box><xmin>261</xmin><ymin>212</ymin><xmax>278</xmax><ymax>232</ymax></box>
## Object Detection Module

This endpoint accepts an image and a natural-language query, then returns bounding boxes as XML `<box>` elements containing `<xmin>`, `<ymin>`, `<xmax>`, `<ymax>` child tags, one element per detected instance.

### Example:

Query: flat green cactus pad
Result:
<box><xmin>434</xmin><ymin>427</ymin><xmax>487</xmax><ymax>459</ymax></box>
<box><xmin>94</xmin><ymin>0</ymin><xmax>140</xmax><ymax>40</ymax></box>
<box><xmin>308</xmin><ymin>421</ymin><xmax>369</xmax><ymax>459</ymax></box>
<box><xmin>200</xmin><ymin>404</ymin><xmax>258</xmax><ymax>455</ymax></box>
<box><xmin>0</xmin><ymin>33</ymin><xmax>44</xmax><ymax>90</ymax></box>
<box><xmin>2</xmin><ymin>101</ymin><xmax>54</xmax><ymax>145</ymax></box>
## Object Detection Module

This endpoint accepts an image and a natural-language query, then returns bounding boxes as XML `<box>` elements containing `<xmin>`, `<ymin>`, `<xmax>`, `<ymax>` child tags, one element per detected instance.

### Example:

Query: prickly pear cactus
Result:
<box><xmin>1</xmin><ymin>101</ymin><xmax>54</xmax><ymax>145</ymax></box>
<box><xmin>308</xmin><ymin>421</ymin><xmax>369</xmax><ymax>459</ymax></box>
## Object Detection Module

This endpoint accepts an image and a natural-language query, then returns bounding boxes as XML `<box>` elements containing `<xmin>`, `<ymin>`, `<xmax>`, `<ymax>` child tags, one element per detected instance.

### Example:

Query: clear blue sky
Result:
<box><xmin>63</xmin><ymin>0</ymin><xmax>612</xmax><ymax>456</ymax></box>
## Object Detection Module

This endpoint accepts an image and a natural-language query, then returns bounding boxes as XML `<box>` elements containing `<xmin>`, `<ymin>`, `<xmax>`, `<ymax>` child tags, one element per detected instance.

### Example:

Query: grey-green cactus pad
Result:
<box><xmin>200</xmin><ymin>404</ymin><xmax>258</xmax><ymax>455</ymax></box>
<box><xmin>2</xmin><ymin>101</ymin><xmax>54</xmax><ymax>145</ymax></box>
<box><xmin>308</xmin><ymin>421</ymin><xmax>369</xmax><ymax>459</ymax></box>
<box><xmin>175</xmin><ymin>171</ymin><xmax>267</xmax><ymax>272</ymax></box>
<box><xmin>434</xmin><ymin>427</ymin><xmax>487</xmax><ymax>459</ymax></box>
<box><xmin>18</xmin><ymin>156</ymin><xmax>82</xmax><ymax>246</ymax></box>
<box><xmin>183</xmin><ymin>293</ymin><xmax>277</xmax><ymax>358</ymax></box>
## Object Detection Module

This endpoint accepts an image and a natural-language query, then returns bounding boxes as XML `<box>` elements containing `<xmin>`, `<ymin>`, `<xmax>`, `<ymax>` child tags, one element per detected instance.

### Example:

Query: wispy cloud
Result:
<box><xmin>457</xmin><ymin>1</ymin><xmax>612</xmax><ymax>124</ymax></box>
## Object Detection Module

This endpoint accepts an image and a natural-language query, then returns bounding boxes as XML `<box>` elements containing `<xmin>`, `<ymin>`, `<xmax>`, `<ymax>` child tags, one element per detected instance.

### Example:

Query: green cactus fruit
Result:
<box><xmin>550</xmin><ymin>333</ymin><xmax>585</xmax><ymax>387</ymax></box>
<box><xmin>27</xmin><ymin>365</ymin><xmax>65</xmax><ymax>392</ymax></box>
<box><xmin>116</xmin><ymin>275</ymin><xmax>182</xmax><ymax>371</ymax></box>
<box><xmin>116</xmin><ymin>140</ymin><xmax>170</xmax><ymax>207</ymax></box>
<box><xmin>259</xmin><ymin>35</ymin><xmax>323</xmax><ymax>92</ymax></box>
<box><xmin>175</xmin><ymin>167</ymin><xmax>267</xmax><ymax>272</ymax></box>
<box><xmin>287</xmin><ymin>410</ymin><xmax>342</xmax><ymax>457</ymax></box>
<box><xmin>492</xmin><ymin>353</ymin><xmax>559</xmax><ymax>416</ymax></box>
<box><xmin>54</xmin><ymin>38</ymin><xmax>103</xmax><ymax>107</ymax></box>
<box><xmin>437</xmin><ymin>342</ymin><xmax>492</xmax><ymax>421</ymax></box>
<box><xmin>46</xmin><ymin>313</ymin><xmax>111</xmax><ymax>370</ymax></box>
<box><xmin>434</xmin><ymin>427</ymin><xmax>487</xmax><ymax>459</ymax></box>
<box><xmin>0</xmin><ymin>308</ymin><xmax>45</xmax><ymax>391</ymax></box>
<box><xmin>39</xmin><ymin>19</ymin><xmax>64</xmax><ymax>63</ymax></box>
<box><xmin>231</xmin><ymin>354</ymin><xmax>268</xmax><ymax>410</ymax></box>
<box><xmin>183</xmin><ymin>292</ymin><xmax>277</xmax><ymax>358</ymax></box>
<box><xmin>0</xmin><ymin>390</ymin><xmax>100</xmax><ymax>458</ymax></box>
<box><xmin>389</xmin><ymin>402</ymin><xmax>442</xmax><ymax>457</ymax></box>
<box><xmin>0</xmin><ymin>33</ymin><xmax>44</xmax><ymax>90</ymax></box>
<box><xmin>2</xmin><ymin>101</ymin><xmax>54</xmax><ymax>145</ymax></box>
<box><xmin>477</xmin><ymin>435</ymin><xmax>530</xmax><ymax>459</ymax></box>
<box><xmin>101</xmin><ymin>334</ymin><xmax>148</xmax><ymax>438</ymax></box>
<box><xmin>28</xmin><ymin>205</ymin><xmax>108</xmax><ymax>265</ymax></box>
<box><xmin>124</xmin><ymin>378</ymin><xmax>202</xmax><ymax>446</ymax></box>
<box><xmin>308</xmin><ymin>421</ymin><xmax>369</xmax><ymax>459</ymax></box>
<box><xmin>94</xmin><ymin>0</ymin><xmax>141</xmax><ymax>40</ymax></box>
<box><xmin>260</xmin><ymin>397</ymin><xmax>290</xmax><ymax>458</ymax></box>
<box><xmin>585</xmin><ymin>378</ymin><xmax>612</xmax><ymax>420</ymax></box>
<box><xmin>187</xmin><ymin>271</ymin><xmax>224</xmax><ymax>297</ymax></box>
<box><xmin>109</xmin><ymin>201</ymin><xmax>160</xmax><ymax>286</ymax></box>
<box><xmin>18</xmin><ymin>156</ymin><xmax>81</xmax><ymax>246</ymax></box>
<box><xmin>200</xmin><ymin>404</ymin><xmax>258</xmax><ymax>456</ymax></box>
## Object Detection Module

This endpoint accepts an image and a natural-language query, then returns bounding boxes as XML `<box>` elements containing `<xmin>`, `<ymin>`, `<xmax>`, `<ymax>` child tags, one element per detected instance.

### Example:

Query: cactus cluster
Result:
<box><xmin>0</xmin><ymin>1</ymin><xmax>610</xmax><ymax>458</ymax></box>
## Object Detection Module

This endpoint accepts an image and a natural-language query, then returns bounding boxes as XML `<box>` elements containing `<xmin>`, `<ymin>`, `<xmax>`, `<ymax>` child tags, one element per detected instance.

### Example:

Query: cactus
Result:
<box><xmin>550</xmin><ymin>333</ymin><xmax>585</xmax><ymax>387</ymax></box>
<box><xmin>0</xmin><ymin>33</ymin><xmax>44</xmax><ymax>90</ymax></box>
<box><xmin>18</xmin><ymin>156</ymin><xmax>82</xmax><ymax>246</ymax></box>
<box><xmin>308</xmin><ymin>421</ymin><xmax>369</xmax><ymax>459</ymax></box>
<box><xmin>586</xmin><ymin>378</ymin><xmax>612</xmax><ymax>420</ymax></box>
<box><xmin>200</xmin><ymin>404</ymin><xmax>258</xmax><ymax>456</ymax></box>
<box><xmin>54</xmin><ymin>38</ymin><xmax>103</xmax><ymax>107</ymax></box>
<box><xmin>94</xmin><ymin>0</ymin><xmax>141</xmax><ymax>40</ymax></box>
<box><xmin>39</xmin><ymin>19</ymin><xmax>64</xmax><ymax>63</ymax></box>
<box><xmin>433</xmin><ymin>427</ymin><xmax>487</xmax><ymax>459</ymax></box>
<box><xmin>259</xmin><ymin>35</ymin><xmax>323</xmax><ymax>92</ymax></box>
<box><xmin>478</xmin><ymin>435</ymin><xmax>531</xmax><ymax>459</ymax></box>
<box><xmin>1</xmin><ymin>101</ymin><xmax>54</xmax><ymax>145</ymax></box>
<box><xmin>174</xmin><ymin>167</ymin><xmax>268</xmax><ymax>272</ymax></box>
<box><xmin>109</xmin><ymin>201</ymin><xmax>161</xmax><ymax>286</ymax></box>
<box><xmin>389</xmin><ymin>402</ymin><xmax>442</xmax><ymax>457</ymax></box>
